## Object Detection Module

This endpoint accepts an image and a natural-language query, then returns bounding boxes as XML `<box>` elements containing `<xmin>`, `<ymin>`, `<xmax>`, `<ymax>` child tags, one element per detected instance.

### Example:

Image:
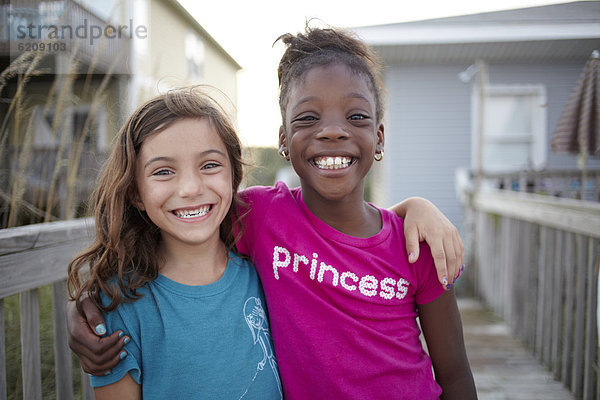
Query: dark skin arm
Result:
<box><xmin>390</xmin><ymin>197</ymin><xmax>464</xmax><ymax>289</ymax></box>
<box><xmin>68</xmin><ymin>201</ymin><xmax>464</xmax><ymax>375</ymax></box>
<box><xmin>418</xmin><ymin>290</ymin><xmax>478</xmax><ymax>400</ymax></box>
<box><xmin>66</xmin><ymin>299</ymin><xmax>128</xmax><ymax>375</ymax></box>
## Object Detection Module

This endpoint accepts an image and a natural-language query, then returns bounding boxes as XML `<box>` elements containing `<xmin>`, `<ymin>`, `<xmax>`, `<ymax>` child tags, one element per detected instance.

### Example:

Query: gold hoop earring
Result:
<box><xmin>374</xmin><ymin>151</ymin><xmax>384</xmax><ymax>161</ymax></box>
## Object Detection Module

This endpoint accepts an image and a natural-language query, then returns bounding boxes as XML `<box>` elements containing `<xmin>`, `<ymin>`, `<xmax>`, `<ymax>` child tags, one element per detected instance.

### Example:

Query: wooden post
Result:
<box><xmin>0</xmin><ymin>298</ymin><xmax>5</xmax><ymax>400</ymax></box>
<box><xmin>572</xmin><ymin>235</ymin><xmax>587</xmax><ymax>398</ymax></box>
<box><xmin>20</xmin><ymin>289</ymin><xmax>42</xmax><ymax>400</ymax></box>
<box><xmin>583</xmin><ymin>239</ymin><xmax>598</xmax><ymax>399</ymax></box>
<box><xmin>53</xmin><ymin>280</ymin><xmax>73</xmax><ymax>400</ymax></box>
<box><xmin>561</xmin><ymin>232</ymin><xmax>575</xmax><ymax>389</ymax></box>
<box><xmin>551</xmin><ymin>229</ymin><xmax>564</xmax><ymax>377</ymax></box>
<box><xmin>535</xmin><ymin>226</ymin><xmax>547</xmax><ymax>359</ymax></box>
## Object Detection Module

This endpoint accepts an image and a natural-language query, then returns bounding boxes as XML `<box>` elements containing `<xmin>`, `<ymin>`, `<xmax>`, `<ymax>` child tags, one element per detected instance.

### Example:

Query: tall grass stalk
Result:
<box><xmin>42</xmin><ymin>58</ymin><xmax>79</xmax><ymax>222</ymax></box>
<box><xmin>1</xmin><ymin>21</ymin><xmax>124</xmax><ymax>400</ymax></box>
<box><xmin>2</xmin><ymin>52</ymin><xmax>46</xmax><ymax>227</ymax></box>
<box><xmin>64</xmin><ymin>36</ymin><xmax>124</xmax><ymax>220</ymax></box>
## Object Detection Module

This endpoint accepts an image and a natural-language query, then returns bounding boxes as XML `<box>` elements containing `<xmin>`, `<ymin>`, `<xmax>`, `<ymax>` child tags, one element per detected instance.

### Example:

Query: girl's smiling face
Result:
<box><xmin>134</xmin><ymin>118</ymin><xmax>233</xmax><ymax>252</ymax></box>
<box><xmin>281</xmin><ymin>63</ymin><xmax>384</xmax><ymax>207</ymax></box>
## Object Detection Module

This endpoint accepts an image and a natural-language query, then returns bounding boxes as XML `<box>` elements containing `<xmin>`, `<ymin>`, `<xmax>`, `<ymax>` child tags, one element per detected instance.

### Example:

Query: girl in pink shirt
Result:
<box><xmin>234</xmin><ymin>25</ymin><xmax>475</xmax><ymax>399</ymax></box>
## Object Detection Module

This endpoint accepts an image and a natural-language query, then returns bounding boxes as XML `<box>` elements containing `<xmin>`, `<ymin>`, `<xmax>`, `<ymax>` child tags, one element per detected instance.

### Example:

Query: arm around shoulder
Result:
<box><xmin>66</xmin><ymin>298</ymin><xmax>128</xmax><ymax>375</ymax></box>
<box><xmin>389</xmin><ymin>197</ymin><xmax>464</xmax><ymax>289</ymax></box>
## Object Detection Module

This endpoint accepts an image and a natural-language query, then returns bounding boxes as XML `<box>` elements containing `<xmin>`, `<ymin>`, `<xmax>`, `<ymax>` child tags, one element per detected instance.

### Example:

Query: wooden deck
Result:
<box><xmin>2</xmin><ymin>197</ymin><xmax>598</xmax><ymax>399</ymax></box>
<box><xmin>459</xmin><ymin>298</ymin><xmax>575</xmax><ymax>400</ymax></box>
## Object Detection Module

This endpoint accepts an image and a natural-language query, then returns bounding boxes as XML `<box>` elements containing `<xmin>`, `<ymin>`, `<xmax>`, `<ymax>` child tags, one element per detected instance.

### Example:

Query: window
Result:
<box><xmin>33</xmin><ymin>105</ymin><xmax>107</xmax><ymax>151</ymax></box>
<box><xmin>185</xmin><ymin>32</ymin><xmax>205</xmax><ymax>81</ymax></box>
<box><xmin>472</xmin><ymin>85</ymin><xmax>547</xmax><ymax>172</ymax></box>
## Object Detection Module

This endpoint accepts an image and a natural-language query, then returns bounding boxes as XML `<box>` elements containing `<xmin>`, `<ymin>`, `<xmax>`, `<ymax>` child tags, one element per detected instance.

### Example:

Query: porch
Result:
<box><xmin>459</xmin><ymin>169</ymin><xmax>600</xmax><ymax>399</ymax></box>
<box><xmin>0</xmin><ymin>170</ymin><xmax>598</xmax><ymax>398</ymax></box>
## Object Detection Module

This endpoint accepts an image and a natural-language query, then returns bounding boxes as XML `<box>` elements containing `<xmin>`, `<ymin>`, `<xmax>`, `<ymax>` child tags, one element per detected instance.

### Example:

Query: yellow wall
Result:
<box><xmin>137</xmin><ymin>0</ymin><xmax>239</xmax><ymax>118</ymax></box>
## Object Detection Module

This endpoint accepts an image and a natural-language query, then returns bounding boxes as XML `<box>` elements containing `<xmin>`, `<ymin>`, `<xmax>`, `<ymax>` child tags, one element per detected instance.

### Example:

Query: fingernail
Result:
<box><xmin>119</xmin><ymin>351</ymin><xmax>127</xmax><ymax>360</ymax></box>
<box><xmin>118</xmin><ymin>331</ymin><xmax>124</xmax><ymax>338</ymax></box>
<box><xmin>462</xmin><ymin>263</ymin><xmax>465</xmax><ymax>271</ymax></box>
<box><xmin>105</xmin><ymin>370</ymin><xmax>111</xmax><ymax>376</ymax></box>
<box><xmin>453</xmin><ymin>276</ymin><xmax>458</xmax><ymax>284</ymax></box>
<box><xmin>408</xmin><ymin>252</ymin><xmax>416</xmax><ymax>263</ymax></box>
<box><xmin>442</xmin><ymin>276</ymin><xmax>448</xmax><ymax>286</ymax></box>
<box><xmin>446</xmin><ymin>283</ymin><xmax>453</xmax><ymax>290</ymax></box>
<box><xmin>95</xmin><ymin>324</ymin><xmax>106</xmax><ymax>335</ymax></box>
<box><xmin>124</xmin><ymin>336</ymin><xmax>130</xmax><ymax>344</ymax></box>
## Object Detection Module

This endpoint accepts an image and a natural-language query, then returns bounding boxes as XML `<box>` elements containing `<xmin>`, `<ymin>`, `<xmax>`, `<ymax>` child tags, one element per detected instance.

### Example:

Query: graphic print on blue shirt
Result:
<box><xmin>242</xmin><ymin>297</ymin><xmax>282</xmax><ymax>399</ymax></box>
<box><xmin>90</xmin><ymin>252</ymin><xmax>283</xmax><ymax>400</ymax></box>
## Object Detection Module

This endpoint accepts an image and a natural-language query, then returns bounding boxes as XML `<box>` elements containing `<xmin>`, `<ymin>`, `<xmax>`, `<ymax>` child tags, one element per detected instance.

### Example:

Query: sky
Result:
<box><xmin>179</xmin><ymin>0</ymin><xmax>569</xmax><ymax>147</ymax></box>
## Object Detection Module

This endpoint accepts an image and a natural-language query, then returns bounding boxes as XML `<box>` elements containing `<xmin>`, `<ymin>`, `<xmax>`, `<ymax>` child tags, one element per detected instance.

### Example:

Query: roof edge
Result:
<box><xmin>356</xmin><ymin>22</ymin><xmax>600</xmax><ymax>45</ymax></box>
<box><xmin>166</xmin><ymin>0</ymin><xmax>242</xmax><ymax>70</ymax></box>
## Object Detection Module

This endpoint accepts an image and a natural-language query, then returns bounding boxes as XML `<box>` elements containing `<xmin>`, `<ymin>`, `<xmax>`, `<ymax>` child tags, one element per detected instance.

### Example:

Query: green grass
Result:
<box><xmin>4</xmin><ymin>284</ymin><xmax>86</xmax><ymax>399</ymax></box>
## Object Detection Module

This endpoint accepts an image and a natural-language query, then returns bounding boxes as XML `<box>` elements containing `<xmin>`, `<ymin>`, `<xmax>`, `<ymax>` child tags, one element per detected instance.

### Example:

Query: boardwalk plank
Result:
<box><xmin>460</xmin><ymin>298</ymin><xmax>575</xmax><ymax>400</ymax></box>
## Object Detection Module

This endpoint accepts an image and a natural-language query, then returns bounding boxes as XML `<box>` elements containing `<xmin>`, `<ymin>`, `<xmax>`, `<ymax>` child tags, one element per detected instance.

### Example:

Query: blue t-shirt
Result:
<box><xmin>90</xmin><ymin>251</ymin><xmax>283</xmax><ymax>399</ymax></box>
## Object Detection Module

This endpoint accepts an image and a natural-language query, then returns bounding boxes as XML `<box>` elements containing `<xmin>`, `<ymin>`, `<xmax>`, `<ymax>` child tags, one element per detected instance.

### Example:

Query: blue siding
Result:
<box><xmin>490</xmin><ymin>61</ymin><xmax>600</xmax><ymax>169</ymax></box>
<box><xmin>383</xmin><ymin>64</ymin><xmax>472</xmax><ymax>230</ymax></box>
<box><xmin>380</xmin><ymin>60</ymin><xmax>600</xmax><ymax>231</ymax></box>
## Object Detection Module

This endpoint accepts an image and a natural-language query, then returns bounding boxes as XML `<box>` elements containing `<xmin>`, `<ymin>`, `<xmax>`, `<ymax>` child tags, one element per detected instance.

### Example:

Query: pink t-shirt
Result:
<box><xmin>237</xmin><ymin>182</ymin><xmax>444</xmax><ymax>399</ymax></box>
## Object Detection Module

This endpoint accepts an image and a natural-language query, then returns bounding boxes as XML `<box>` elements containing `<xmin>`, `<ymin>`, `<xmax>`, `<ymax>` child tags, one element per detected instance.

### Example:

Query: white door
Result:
<box><xmin>473</xmin><ymin>85</ymin><xmax>547</xmax><ymax>173</ymax></box>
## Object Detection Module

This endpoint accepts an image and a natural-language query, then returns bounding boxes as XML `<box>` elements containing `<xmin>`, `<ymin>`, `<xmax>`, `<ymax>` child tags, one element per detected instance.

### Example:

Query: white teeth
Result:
<box><xmin>314</xmin><ymin>156</ymin><xmax>352</xmax><ymax>170</ymax></box>
<box><xmin>174</xmin><ymin>206</ymin><xmax>210</xmax><ymax>218</ymax></box>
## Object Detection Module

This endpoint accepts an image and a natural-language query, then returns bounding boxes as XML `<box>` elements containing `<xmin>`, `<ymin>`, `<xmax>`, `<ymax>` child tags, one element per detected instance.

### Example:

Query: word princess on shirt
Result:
<box><xmin>272</xmin><ymin>246</ymin><xmax>410</xmax><ymax>301</ymax></box>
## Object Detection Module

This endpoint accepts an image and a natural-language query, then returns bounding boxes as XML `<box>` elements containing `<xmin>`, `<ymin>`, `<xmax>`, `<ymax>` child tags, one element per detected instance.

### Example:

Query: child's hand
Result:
<box><xmin>66</xmin><ymin>298</ymin><xmax>128</xmax><ymax>376</ymax></box>
<box><xmin>389</xmin><ymin>197</ymin><xmax>464</xmax><ymax>289</ymax></box>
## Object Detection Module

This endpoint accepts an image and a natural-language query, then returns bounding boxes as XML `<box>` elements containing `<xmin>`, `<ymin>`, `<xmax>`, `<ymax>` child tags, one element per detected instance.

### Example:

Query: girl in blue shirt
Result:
<box><xmin>68</xmin><ymin>86</ymin><xmax>283</xmax><ymax>399</ymax></box>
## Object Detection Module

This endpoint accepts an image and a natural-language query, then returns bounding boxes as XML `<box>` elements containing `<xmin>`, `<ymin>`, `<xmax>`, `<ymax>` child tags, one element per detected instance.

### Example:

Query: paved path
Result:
<box><xmin>458</xmin><ymin>298</ymin><xmax>575</xmax><ymax>400</ymax></box>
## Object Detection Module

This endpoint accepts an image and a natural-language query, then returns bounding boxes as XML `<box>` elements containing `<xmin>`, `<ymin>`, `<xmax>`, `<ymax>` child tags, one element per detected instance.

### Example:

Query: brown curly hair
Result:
<box><xmin>276</xmin><ymin>23</ymin><xmax>385</xmax><ymax>125</ymax></box>
<box><xmin>68</xmin><ymin>86</ymin><xmax>246</xmax><ymax>313</ymax></box>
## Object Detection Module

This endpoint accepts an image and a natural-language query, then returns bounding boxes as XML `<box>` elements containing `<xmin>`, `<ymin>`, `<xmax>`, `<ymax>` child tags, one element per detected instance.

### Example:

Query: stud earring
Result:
<box><xmin>280</xmin><ymin>150</ymin><xmax>289</xmax><ymax>161</ymax></box>
<box><xmin>374</xmin><ymin>151</ymin><xmax>384</xmax><ymax>161</ymax></box>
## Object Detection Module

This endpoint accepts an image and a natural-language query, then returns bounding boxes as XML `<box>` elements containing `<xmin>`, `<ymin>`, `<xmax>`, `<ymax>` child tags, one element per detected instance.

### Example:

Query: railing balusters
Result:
<box><xmin>552</xmin><ymin>229</ymin><xmax>564</xmax><ymax>378</ymax></box>
<box><xmin>573</xmin><ymin>235</ymin><xmax>587</xmax><ymax>398</ymax></box>
<box><xmin>53</xmin><ymin>280</ymin><xmax>73</xmax><ymax>400</ymax></box>
<box><xmin>583</xmin><ymin>238</ymin><xmax>598</xmax><ymax>399</ymax></box>
<box><xmin>0</xmin><ymin>298</ymin><xmax>5</xmax><ymax>400</ymax></box>
<box><xmin>561</xmin><ymin>232</ymin><xmax>575</xmax><ymax>389</ymax></box>
<box><xmin>536</xmin><ymin>225</ymin><xmax>548</xmax><ymax>359</ymax></box>
<box><xmin>20</xmin><ymin>289</ymin><xmax>42</xmax><ymax>400</ymax></box>
<box><xmin>464</xmin><ymin>186</ymin><xmax>600</xmax><ymax>399</ymax></box>
<box><xmin>542</xmin><ymin>228</ymin><xmax>555</xmax><ymax>365</ymax></box>
<box><xmin>0</xmin><ymin>218</ymin><xmax>93</xmax><ymax>398</ymax></box>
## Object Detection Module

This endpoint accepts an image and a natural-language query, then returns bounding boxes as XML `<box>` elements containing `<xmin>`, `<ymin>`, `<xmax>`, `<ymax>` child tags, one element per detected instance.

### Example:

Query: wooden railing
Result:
<box><xmin>3</xmin><ymin>185</ymin><xmax>599</xmax><ymax>399</ymax></box>
<box><xmin>0</xmin><ymin>218</ymin><xmax>94</xmax><ymax>400</ymax></box>
<box><xmin>480</xmin><ymin>169</ymin><xmax>600</xmax><ymax>202</ymax></box>
<box><xmin>462</xmin><ymin>187</ymin><xmax>600</xmax><ymax>399</ymax></box>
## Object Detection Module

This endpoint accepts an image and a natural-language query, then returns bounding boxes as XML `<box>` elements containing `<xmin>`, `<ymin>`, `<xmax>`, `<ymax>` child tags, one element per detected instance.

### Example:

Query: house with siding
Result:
<box><xmin>74</xmin><ymin>0</ymin><xmax>242</xmax><ymax>119</ymax></box>
<box><xmin>353</xmin><ymin>1</ymin><xmax>600</xmax><ymax>230</ymax></box>
<box><xmin>120</xmin><ymin>0</ymin><xmax>241</xmax><ymax>115</ymax></box>
<box><xmin>0</xmin><ymin>0</ymin><xmax>240</xmax><ymax>227</ymax></box>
